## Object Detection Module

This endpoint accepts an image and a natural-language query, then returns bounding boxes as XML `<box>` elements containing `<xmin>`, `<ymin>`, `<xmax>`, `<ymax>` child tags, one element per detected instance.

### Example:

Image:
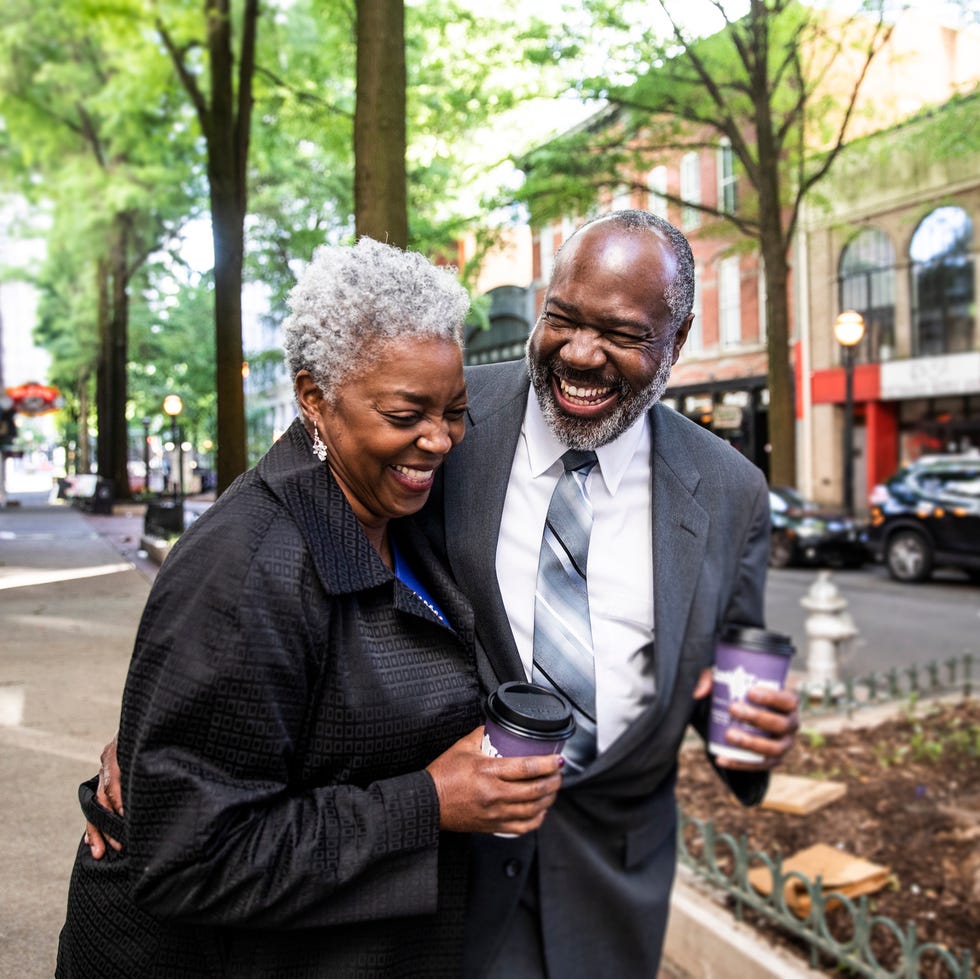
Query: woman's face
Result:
<box><xmin>306</xmin><ymin>336</ymin><xmax>467</xmax><ymax>529</ymax></box>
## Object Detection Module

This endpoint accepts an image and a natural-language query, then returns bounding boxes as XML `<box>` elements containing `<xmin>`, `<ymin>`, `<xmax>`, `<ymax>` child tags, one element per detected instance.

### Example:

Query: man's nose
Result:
<box><xmin>560</xmin><ymin>326</ymin><xmax>606</xmax><ymax>369</ymax></box>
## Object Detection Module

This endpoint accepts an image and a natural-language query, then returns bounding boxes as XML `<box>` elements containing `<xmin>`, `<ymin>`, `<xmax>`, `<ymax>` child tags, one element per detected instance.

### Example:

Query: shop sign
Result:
<box><xmin>713</xmin><ymin>404</ymin><xmax>744</xmax><ymax>430</ymax></box>
<box><xmin>880</xmin><ymin>352</ymin><xmax>980</xmax><ymax>400</ymax></box>
<box><xmin>5</xmin><ymin>382</ymin><xmax>64</xmax><ymax>416</ymax></box>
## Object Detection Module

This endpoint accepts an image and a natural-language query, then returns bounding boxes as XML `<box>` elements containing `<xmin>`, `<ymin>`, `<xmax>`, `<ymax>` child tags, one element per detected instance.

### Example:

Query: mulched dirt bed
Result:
<box><xmin>675</xmin><ymin>698</ymin><xmax>980</xmax><ymax>976</ymax></box>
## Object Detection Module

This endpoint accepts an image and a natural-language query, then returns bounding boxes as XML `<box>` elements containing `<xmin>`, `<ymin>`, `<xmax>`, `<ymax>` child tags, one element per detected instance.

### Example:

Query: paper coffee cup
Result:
<box><xmin>482</xmin><ymin>681</ymin><xmax>575</xmax><ymax>759</ymax></box>
<box><xmin>708</xmin><ymin>626</ymin><xmax>794</xmax><ymax>763</ymax></box>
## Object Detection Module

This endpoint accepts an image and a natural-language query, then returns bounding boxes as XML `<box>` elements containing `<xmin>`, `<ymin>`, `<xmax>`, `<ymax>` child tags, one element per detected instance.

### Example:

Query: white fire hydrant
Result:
<box><xmin>800</xmin><ymin>571</ymin><xmax>858</xmax><ymax>697</ymax></box>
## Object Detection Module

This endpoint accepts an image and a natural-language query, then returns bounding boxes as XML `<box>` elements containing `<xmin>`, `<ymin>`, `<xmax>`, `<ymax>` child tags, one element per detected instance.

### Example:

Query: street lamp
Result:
<box><xmin>833</xmin><ymin>310</ymin><xmax>866</xmax><ymax>515</ymax></box>
<box><xmin>162</xmin><ymin>394</ymin><xmax>184</xmax><ymax>502</ymax></box>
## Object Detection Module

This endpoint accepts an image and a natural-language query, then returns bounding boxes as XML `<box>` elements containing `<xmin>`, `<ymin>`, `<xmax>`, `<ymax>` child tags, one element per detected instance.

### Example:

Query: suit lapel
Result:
<box><xmin>649</xmin><ymin>405</ymin><xmax>709</xmax><ymax>714</ymax></box>
<box><xmin>443</xmin><ymin>364</ymin><xmax>530</xmax><ymax>688</ymax></box>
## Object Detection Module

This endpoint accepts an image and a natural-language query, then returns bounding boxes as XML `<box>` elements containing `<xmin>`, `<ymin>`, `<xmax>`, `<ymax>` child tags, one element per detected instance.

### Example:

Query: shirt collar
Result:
<box><xmin>523</xmin><ymin>390</ymin><xmax>650</xmax><ymax>495</ymax></box>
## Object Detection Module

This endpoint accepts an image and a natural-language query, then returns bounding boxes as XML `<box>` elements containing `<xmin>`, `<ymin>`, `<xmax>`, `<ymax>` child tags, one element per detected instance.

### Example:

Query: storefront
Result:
<box><xmin>663</xmin><ymin>375</ymin><xmax>770</xmax><ymax>477</ymax></box>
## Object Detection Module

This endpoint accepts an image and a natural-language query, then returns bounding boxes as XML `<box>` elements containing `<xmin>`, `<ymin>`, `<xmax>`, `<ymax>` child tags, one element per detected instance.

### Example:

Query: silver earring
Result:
<box><xmin>311</xmin><ymin>427</ymin><xmax>328</xmax><ymax>462</ymax></box>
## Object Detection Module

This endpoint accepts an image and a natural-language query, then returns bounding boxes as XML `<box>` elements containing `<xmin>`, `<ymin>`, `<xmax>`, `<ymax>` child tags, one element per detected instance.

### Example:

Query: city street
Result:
<box><xmin>1</xmin><ymin>473</ymin><xmax>977</xmax><ymax>978</ymax></box>
<box><xmin>766</xmin><ymin>563</ymin><xmax>979</xmax><ymax>680</ymax></box>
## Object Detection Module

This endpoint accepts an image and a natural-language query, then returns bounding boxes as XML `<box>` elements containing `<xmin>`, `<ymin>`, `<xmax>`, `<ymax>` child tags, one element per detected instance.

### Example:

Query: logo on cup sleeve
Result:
<box><xmin>713</xmin><ymin>664</ymin><xmax>780</xmax><ymax>702</ymax></box>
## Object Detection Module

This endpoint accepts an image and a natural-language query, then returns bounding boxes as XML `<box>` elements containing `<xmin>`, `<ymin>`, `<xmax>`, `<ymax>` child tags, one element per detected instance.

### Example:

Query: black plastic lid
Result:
<box><xmin>486</xmin><ymin>681</ymin><xmax>575</xmax><ymax>735</ymax></box>
<box><xmin>720</xmin><ymin>625</ymin><xmax>795</xmax><ymax>657</ymax></box>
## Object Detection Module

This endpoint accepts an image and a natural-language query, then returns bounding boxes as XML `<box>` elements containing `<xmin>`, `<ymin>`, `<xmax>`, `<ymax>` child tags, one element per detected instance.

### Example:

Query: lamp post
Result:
<box><xmin>162</xmin><ymin>394</ymin><xmax>184</xmax><ymax>502</ymax></box>
<box><xmin>141</xmin><ymin>416</ymin><xmax>151</xmax><ymax>494</ymax></box>
<box><xmin>833</xmin><ymin>310</ymin><xmax>865</xmax><ymax>516</ymax></box>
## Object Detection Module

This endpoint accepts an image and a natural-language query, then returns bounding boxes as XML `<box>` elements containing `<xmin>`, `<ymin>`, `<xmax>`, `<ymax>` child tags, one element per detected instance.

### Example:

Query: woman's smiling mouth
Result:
<box><xmin>391</xmin><ymin>464</ymin><xmax>436</xmax><ymax>489</ymax></box>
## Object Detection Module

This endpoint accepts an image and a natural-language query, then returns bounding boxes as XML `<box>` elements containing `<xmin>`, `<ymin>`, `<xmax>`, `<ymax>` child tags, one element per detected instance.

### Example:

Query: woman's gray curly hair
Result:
<box><xmin>282</xmin><ymin>237</ymin><xmax>471</xmax><ymax>404</ymax></box>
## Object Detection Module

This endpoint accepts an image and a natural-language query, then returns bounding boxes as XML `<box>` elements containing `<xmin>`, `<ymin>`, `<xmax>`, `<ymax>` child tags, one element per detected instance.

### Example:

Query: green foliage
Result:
<box><xmin>873</xmin><ymin>700</ymin><xmax>980</xmax><ymax>768</ymax></box>
<box><xmin>515</xmin><ymin>0</ymin><xmax>894</xmax><ymax>243</ymax></box>
<box><xmin>0</xmin><ymin>0</ymin><xmax>200</xmax><ymax>466</ymax></box>
<box><xmin>4</xmin><ymin>0</ymin><xmax>595</xmax><ymax>470</ymax></box>
<box><xmin>800</xmin><ymin>727</ymin><xmax>826</xmax><ymax>751</ymax></box>
<box><xmin>127</xmin><ymin>266</ymin><xmax>218</xmax><ymax>446</ymax></box>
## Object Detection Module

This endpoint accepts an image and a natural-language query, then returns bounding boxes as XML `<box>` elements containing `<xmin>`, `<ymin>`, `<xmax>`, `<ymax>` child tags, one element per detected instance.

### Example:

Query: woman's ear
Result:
<box><xmin>294</xmin><ymin>371</ymin><xmax>324</xmax><ymax>422</ymax></box>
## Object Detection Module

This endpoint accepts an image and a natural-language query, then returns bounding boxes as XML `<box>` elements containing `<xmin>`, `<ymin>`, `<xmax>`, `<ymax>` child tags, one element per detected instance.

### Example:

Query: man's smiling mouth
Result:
<box><xmin>557</xmin><ymin>376</ymin><xmax>616</xmax><ymax>407</ymax></box>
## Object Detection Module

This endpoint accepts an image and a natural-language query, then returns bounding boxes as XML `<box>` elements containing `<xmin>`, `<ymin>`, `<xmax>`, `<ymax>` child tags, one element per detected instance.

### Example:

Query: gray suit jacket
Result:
<box><xmin>420</xmin><ymin>361</ymin><xmax>772</xmax><ymax>977</ymax></box>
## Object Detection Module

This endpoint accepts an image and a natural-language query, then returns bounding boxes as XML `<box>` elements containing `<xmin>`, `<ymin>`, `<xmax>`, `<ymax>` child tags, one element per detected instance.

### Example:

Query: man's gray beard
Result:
<box><xmin>527</xmin><ymin>351</ymin><xmax>674</xmax><ymax>451</ymax></box>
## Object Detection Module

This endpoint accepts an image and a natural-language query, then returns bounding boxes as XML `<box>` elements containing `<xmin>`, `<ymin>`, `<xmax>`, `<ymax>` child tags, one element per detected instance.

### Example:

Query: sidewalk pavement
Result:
<box><xmin>0</xmin><ymin>495</ymin><xmax>822</xmax><ymax>979</ymax></box>
<box><xmin>1</xmin><ymin>499</ymin><xmax>154</xmax><ymax>978</ymax></box>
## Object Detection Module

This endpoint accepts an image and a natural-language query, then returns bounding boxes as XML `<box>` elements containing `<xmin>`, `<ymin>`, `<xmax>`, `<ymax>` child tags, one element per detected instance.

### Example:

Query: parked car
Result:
<box><xmin>768</xmin><ymin>486</ymin><xmax>869</xmax><ymax>569</ymax></box>
<box><xmin>867</xmin><ymin>453</ymin><xmax>980</xmax><ymax>583</ymax></box>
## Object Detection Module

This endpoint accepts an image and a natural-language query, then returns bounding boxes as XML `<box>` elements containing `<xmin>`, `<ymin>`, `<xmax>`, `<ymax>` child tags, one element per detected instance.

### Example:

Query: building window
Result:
<box><xmin>611</xmin><ymin>184</ymin><xmax>632</xmax><ymax>211</ymax></box>
<box><xmin>839</xmin><ymin>227</ymin><xmax>896</xmax><ymax>363</ymax></box>
<box><xmin>909</xmin><ymin>206</ymin><xmax>975</xmax><ymax>356</ymax></box>
<box><xmin>685</xmin><ymin>263</ymin><xmax>704</xmax><ymax>355</ymax></box>
<box><xmin>647</xmin><ymin>166</ymin><xmax>668</xmax><ymax>220</ymax></box>
<box><xmin>717</xmin><ymin>140</ymin><xmax>736</xmax><ymax>214</ymax></box>
<box><xmin>719</xmin><ymin>256</ymin><xmax>741</xmax><ymax>347</ymax></box>
<box><xmin>680</xmin><ymin>152</ymin><xmax>701</xmax><ymax>230</ymax></box>
<box><xmin>538</xmin><ymin>225</ymin><xmax>554</xmax><ymax>283</ymax></box>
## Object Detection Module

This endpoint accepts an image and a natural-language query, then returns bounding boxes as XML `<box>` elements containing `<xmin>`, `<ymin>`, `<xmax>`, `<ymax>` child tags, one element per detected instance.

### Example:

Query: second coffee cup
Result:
<box><xmin>708</xmin><ymin>625</ymin><xmax>794</xmax><ymax>763</ymax></box>
<box><xmin>482</xmin><ymin>681</ymin><xmax>576</xmax><ymax>759</ymax></box>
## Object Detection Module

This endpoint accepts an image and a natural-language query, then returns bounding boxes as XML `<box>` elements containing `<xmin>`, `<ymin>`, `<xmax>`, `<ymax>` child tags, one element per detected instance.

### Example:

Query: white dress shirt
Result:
<box><xmin>495</xmin><ymin>394</ymin><xmax>656</xmax><ymax>753</ymax></box>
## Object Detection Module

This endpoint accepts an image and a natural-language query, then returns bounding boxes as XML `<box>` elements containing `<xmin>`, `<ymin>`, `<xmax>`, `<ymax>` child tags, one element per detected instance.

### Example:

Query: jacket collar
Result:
<box><xmin>256</xmin><ymin>418</ymin><xmax>392</xmax><ymax>596</ymax></box>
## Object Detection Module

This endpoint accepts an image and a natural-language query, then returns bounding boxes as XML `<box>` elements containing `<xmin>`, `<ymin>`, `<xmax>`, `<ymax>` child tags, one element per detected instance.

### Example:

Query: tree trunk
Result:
<box><xmin>109</xmin><ymin>213</ymin><xmax>131</xmax><ymax>502</ymax></box>
<box><xmin>750</xmin><ymin>35</ymin><xmax>796</xmax><ymax>490</ymax></box>
<box><xmin>95</xmin><ymin>259</ymin><xmax>110</xmax><ymax>482</ymax></box>
<box><xmin>354</xmin><ymin>0</ymin><xmax>407</xmax><ymax>248</ymax></box>
<box><xmin>78</xmin><ymin>370</ymin><xmax>91</xmax><ymax>475</ymax></box>
<box><xmin>204</xmin><ymin>0</ymin><xmax>256</xmax><ymax>494</ymax></box>
<box><xmin>762</xmin><ymin>239</ymin><xmax>797</xmax><ymax>488</ymax></box>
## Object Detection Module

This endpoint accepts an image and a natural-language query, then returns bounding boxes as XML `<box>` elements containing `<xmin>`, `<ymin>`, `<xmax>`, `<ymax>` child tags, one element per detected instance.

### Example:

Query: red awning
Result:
<box><xmin>5</xmin><ymin>382</ymin><xmax>64</xmax><ymax>416</ymax></box>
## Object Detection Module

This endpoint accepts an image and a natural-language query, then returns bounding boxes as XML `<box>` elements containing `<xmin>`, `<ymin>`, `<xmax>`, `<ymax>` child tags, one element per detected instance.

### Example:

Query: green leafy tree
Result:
<box><xmin>517</xmin><ymin>0</ymin><xmax>896</xmax><ymax>488</ymax></box>
<box><xmin>0</xmin><ymin>0</ymin><xmax>197</xmax><ymax>498</ymax></box>
<box><xmin>128</xmin><ymin>269</ymin><xmax>218</xmax><ymax>448</ymax></box>
<box><xmin>153</xmin><ymin>0</ymin><xmax>260</xmax><ymax>494</ymax></box>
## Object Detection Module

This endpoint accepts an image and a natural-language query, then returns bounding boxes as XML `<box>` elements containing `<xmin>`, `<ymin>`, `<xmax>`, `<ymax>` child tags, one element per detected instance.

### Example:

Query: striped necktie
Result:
<box><xmin>531</xmin><ymin>449</ymin><xmax>599</xmax><ymax>770</ymax></box>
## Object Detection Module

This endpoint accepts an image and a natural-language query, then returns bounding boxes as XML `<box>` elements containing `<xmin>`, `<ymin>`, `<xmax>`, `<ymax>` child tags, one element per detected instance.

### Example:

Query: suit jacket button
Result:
<box><xmin>503</xmin><ymin>859</ymin><xmax>522</xmax><ymax>878</ymax></box>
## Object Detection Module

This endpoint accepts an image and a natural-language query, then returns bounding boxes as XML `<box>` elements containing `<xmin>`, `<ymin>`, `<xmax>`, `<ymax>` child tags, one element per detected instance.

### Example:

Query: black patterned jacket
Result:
<box><xmin>57</xmin><ymin>418</ymin><xmax>482</xmax><ymax>978</ymax></box>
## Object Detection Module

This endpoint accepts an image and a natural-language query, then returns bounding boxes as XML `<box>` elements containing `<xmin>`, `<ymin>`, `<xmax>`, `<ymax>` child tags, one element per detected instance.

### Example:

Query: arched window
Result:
<box><xmin>838</xmin><ymin>227</ymin><xmax>895</xmax><ymax>363</ymax></box>
<box><xmin>909</xmin><ymin>206</ymin><xmax>975</xmax><ymax>356</ymax></box>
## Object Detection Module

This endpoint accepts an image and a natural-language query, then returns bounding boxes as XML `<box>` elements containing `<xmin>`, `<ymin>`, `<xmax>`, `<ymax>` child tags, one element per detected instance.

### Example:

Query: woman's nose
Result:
<box><xmin>417</xmin><ymin>421</ymin><xmax>453</xmax><ymax>454</ymax></box>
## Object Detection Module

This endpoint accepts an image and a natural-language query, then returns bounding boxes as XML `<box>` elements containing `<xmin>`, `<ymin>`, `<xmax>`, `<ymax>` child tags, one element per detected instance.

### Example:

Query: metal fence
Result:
<box><xmin>797</xmin><ymin>654</ymin><xmax>973</xmax><ymax>717</ymax></box>
<box><xmin>677</xmin><ymin>654</ymin><xmax>977</xmax><ymax>978</ymax></box>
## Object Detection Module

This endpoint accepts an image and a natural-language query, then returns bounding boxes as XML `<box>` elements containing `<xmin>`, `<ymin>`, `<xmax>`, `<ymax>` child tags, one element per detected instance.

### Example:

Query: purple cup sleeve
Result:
<box><xmin>482</xmin><ymin>719</ymin><xmax>566</xmax><ymax>758</ymax></box>
<box><xmin>708</xmin><ymin>643</ymin><xmax>790</xmax><ymax>763</ymax></box>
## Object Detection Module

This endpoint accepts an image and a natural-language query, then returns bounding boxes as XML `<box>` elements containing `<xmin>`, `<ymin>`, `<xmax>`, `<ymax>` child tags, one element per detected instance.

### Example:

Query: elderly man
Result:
<box><xmin>421</xmin><ymin>209</ymin><xmax>799</xmax><ymax>977</ymax></box>
<box><xmin>84</xmin><ymin>210</ymin><xmax>797</xmax><ymax>978</ymax></box>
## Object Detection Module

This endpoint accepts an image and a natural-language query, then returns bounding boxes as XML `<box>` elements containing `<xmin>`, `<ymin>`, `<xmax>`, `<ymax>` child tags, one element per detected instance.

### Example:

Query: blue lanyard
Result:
<box><xmin>392</xmin><ymin>541</ymin><xmax>448</xmax><ymax>626</ymax></box>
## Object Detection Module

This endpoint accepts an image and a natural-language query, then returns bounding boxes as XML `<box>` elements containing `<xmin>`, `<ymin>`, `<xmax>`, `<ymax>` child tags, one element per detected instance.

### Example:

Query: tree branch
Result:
<box><xmin>253</xmin><ymin>65</ymin><xmax>354</xmax><ymax>118</ymax></box>
<box><xmin>155</xmin><ymin>17</ymin><xmax>211</xmax><ymax>142</ymax></box>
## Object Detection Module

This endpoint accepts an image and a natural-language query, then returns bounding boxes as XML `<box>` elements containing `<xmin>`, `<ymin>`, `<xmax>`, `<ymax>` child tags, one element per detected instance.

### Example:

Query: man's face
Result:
<box><xmin>527</xmin><ymin>223</ymin><xmax>692</xmax><ymax>450</ymax></box>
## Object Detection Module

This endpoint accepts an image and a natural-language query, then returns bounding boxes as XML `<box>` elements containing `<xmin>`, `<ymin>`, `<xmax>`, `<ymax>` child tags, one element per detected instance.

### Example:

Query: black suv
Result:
<box><xmin>868</xmin><ymin>454</ymin><xmax>980</xmax><ymax>583</ymax></box>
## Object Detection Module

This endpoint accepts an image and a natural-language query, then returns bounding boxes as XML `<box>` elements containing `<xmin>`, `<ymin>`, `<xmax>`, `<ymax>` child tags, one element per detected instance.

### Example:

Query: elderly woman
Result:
<box><xmin>56</xmin><ymin>238</ymin><xmax>563</xmax><ymax>978</ymax></box>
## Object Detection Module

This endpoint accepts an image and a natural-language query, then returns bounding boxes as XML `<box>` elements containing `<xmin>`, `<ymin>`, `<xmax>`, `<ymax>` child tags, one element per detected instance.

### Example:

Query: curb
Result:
<box><xmin>140</xmin><ymin>534</ymin><xmax>173</xmax><ymax>566</ymax></box>
<box><xmin>662</xmin><ymin>868</ymin><xmax>826</xmax><ymax>979</ymax></box>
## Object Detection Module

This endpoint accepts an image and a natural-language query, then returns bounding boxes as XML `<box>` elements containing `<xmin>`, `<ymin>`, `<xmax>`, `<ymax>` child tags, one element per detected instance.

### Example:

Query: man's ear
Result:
<box><xmin>294</xmin><ymin>371</ymin><xmax>324</xmax><ymax>420</ymax></box>
<box><xmin>671</xmin><ymin>314</ymin><xmax>694</xmax><ymax>366</ymax></box>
